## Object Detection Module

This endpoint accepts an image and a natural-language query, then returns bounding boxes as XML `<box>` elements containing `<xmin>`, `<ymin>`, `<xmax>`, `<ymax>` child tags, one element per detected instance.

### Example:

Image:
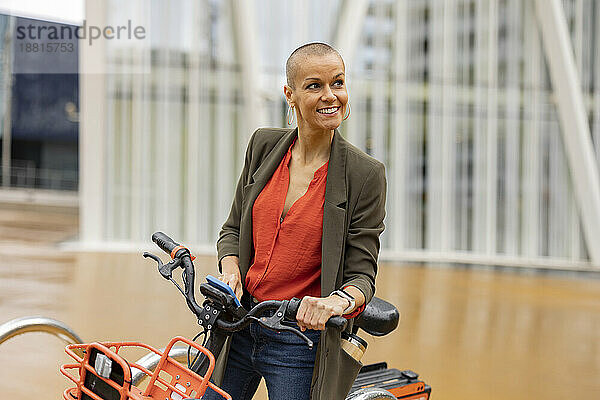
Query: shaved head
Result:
<box><xmin>286</xmin><ymin>42</ymin><xmax>345</xmax><ymax>88</ymax></box>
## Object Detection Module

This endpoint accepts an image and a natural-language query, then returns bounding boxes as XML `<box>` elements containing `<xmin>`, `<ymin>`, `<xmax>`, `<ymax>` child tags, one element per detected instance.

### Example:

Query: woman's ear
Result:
<box><xmin>283</xmin><ymin>85</ymin><xmax>294</xmax><ymax>106</ymax></box>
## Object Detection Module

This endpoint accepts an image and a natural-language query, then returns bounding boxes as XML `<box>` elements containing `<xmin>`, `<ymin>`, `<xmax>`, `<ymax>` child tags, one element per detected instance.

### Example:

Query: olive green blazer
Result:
<box><xmin>215</xmin><ymin>127</ymin><xmax>387</xmax><ymax>400</ymax></box>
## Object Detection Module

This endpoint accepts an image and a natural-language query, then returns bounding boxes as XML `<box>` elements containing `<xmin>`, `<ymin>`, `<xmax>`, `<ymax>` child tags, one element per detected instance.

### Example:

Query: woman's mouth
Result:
<box><xmin>317</xmin><ymin>106</ymin><xmax>340</xmax><ymax>115</ymax></box>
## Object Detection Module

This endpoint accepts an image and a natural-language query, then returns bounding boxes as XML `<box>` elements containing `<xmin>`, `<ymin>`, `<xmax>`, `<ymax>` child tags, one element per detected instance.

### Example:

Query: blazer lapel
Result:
<box><xmin>239</xmin><ymin>128</ymin><xmax>297</xmax><ymax>275</ymax></box>
<box><xmin>321</xmin><ymin>130</ymin><xmax>348</xmax><ymax>296</ymax></box>
<box><xmin>250</xmin><ymin>128</ymin><xmax>298</xmax><ymax>189</ymax></box>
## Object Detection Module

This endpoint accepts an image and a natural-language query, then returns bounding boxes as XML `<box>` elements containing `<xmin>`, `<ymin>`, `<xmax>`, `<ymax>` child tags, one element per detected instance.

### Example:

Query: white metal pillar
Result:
<box><xmin>534</xmin><ymin>0</ymin><xmax>600</xmax><ymax>264</ymax></box>
<box><xmin>80</xmin><ymin>0</ymin><xmax>108</xmax><ymax>243</ymax></box>
<box><xmin>333</xmin><ymin>0</ymin><xmax>369</xmax><ymax>66</ymax></box>
<box><xmin>230</xmin><ymin>0</ymin><xmax>266</xmax><ymax>134</ymax></box>
<box><xmin>426</xmin><ymin>0</ymin><xmax>457</xmax><ymax>251</ymax></box>
<box><xmin>390</xmin><ymin>0</ymin><xmax>408</xmax><ymax>250</ymax></box>
<box><xmin>485</xmin><ymin>0</ymin><xmax>498</xmax><ymax>254</ymax></box>
<box><xmin>521</xmin><ymin>0</ymin><xmax>541</xmax><ymax>258</ymax></box>
<box><xmin>503</xmin><ymin>0</ymin><xmax>522</xmax><ymax>256</ymax></box>
<box><xmin>440</xmin><ymin>0</ymin><xmax>457</xmax><ymax>251</ymax></box>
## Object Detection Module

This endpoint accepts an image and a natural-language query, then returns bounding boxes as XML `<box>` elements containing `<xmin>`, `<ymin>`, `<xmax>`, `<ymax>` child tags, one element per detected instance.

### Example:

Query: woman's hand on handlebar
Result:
<box><xmin>219</xmin><ymin>255</ymin><xmax>243</xmax><ymax>300</ymax></box>
<box><xmin>296</xmin><ymin>295</ymin><xmax>349</xmax><ymax>331</ymax></box>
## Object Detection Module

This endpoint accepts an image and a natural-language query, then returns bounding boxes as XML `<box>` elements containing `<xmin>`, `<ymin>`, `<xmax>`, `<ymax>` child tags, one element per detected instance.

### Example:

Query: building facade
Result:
<box><xmin>76</xmin><ymin>0</ymin><xmax>600</xmax><ymax>270</ymax></box>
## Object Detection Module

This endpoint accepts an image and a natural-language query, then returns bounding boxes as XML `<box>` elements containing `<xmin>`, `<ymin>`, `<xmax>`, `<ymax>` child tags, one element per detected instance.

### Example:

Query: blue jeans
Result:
<box><xmin>202</xmin><ymin>322</ymin><xmax>321</xmax><ymax>400</ymax></box>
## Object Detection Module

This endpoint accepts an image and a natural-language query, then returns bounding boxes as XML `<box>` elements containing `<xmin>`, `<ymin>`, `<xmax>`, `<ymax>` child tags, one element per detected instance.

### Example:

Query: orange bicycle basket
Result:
<box><xmin>61</xmin><ymin>336</ymin><xmax>231</xmax><ymax>400</ymax></box>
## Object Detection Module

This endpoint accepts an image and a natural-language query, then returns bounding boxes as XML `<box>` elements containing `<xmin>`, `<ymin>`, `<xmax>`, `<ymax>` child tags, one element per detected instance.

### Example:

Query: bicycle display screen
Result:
<box><xmin>81</xmin><ymin>347</ymin><xmax>129</xmax><ymax>400</ymax></box>
<box><xmin>206</xmin><ymin>275</ymin><xmax>241</xmax><ymax>306</ymax></box>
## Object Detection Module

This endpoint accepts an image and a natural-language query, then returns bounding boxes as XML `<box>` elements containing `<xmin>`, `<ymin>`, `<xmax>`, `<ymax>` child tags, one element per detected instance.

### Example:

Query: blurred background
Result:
<box><xmin>0</xmin><ymin>0</ymin><xmax>599</xmax><ymax>399</ymax></box>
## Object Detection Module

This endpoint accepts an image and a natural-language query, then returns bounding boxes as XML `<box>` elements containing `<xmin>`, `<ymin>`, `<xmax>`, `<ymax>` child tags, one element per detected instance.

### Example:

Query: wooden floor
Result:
<box><xmin>1</xmin><ymin>204</ymin><xmax>599</xmax><ymax>399</ymax></box>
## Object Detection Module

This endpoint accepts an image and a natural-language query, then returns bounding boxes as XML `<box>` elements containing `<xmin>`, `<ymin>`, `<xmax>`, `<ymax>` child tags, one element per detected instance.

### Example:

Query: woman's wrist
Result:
<box><xmin>220</xmin><ymin>255</ymin><xmax>240</xmax><ymax>274</ymax></box>
<box><xmin>329</xmin><ymin>292</ymin><xmax>353</xmax><ymax>313</ymax></box>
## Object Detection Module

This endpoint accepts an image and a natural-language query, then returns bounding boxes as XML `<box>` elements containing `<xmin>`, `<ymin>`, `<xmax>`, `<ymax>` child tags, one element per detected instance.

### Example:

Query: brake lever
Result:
<box><xmin>254</xmin><ymin>300</ymin><xmax>314</xmax><ymax>349</ymax></box>
<box><xmin>143</xmin><ymin>252</ymin><xmax>181</xmax><ymax>280</ymax></box>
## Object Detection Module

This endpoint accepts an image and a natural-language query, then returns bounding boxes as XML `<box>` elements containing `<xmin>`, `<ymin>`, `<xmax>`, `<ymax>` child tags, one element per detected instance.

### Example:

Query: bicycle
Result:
<box><xmin>61</xmin><ymin>232</ymin><xmax>431</xmax><ymax>400</ymax></box>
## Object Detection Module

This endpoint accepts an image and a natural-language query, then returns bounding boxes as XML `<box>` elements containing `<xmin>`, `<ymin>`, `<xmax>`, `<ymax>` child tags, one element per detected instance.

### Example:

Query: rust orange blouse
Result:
<box><xmin>245</xmin><ymin>140</ymin><xmax>328</xmax><ymax>301</ymax></box>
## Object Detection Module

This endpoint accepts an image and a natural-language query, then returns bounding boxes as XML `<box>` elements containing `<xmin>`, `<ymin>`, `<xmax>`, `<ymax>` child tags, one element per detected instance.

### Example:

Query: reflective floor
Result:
<box><xmin>1</xmin><ymin>204</ymin><xmax>599</xmax><ymax>399</ymax></box>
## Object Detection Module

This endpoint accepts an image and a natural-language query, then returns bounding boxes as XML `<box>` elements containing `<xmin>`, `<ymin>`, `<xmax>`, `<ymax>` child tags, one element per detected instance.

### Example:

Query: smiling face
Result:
<box><xmin>284</xmin><ymin>53</ymin><xmax>348</xmax><ymax>133</ymax></box>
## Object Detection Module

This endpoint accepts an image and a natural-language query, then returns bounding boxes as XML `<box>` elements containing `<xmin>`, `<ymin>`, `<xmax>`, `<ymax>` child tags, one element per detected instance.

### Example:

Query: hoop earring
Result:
<box><xmin>286</xmin><ymin>104</ymin><xmax>295</xmax><ymax>125</ymax></box>
<box><xmin>343</xmin><ymin>102</ymin><xmax>351</xmax><ymax>121</ymax></box>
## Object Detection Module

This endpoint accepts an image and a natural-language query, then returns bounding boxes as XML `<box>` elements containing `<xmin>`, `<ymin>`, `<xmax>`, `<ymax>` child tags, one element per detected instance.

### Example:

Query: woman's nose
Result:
<box><xmin>321</xmin><ymin>86</ymin><xmax>336</xmax><ymax>102</ymax></box>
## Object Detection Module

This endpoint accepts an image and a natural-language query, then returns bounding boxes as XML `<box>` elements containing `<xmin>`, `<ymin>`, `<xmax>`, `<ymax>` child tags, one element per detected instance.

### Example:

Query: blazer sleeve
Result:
<box><xmin>342</xmin><ymin>162</ymin><xmax>387</xmax><ymax>304</ymax></box>
<box><xmin>216</xmin><ymin>130</ymin><xmax>257</xmax><ymax>271</ymax></box>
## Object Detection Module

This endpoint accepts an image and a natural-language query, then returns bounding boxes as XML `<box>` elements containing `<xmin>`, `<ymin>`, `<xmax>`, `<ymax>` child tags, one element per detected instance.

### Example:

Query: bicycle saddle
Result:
<box><xmin>353</xmin><ymin>297</ymin><xmax>400</xmax><ymax>336</ymax></box>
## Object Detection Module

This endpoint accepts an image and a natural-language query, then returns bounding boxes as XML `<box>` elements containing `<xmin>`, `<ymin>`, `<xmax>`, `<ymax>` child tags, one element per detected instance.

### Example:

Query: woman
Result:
<box><xmin>207</xmin><ymin>42</ymin><xmax>386</xmax><ymax>400</ymax></box>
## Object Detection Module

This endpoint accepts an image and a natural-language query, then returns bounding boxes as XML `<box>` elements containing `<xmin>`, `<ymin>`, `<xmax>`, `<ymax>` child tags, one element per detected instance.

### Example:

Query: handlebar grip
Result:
<box><xmin>287</xmin><ymin>298</ymin><xmax>348</xmax><ymax>331</ymax></box>
<box><xmin>152</xmin><ymin>231</ymin><xmax>180</xmax><ymax>255</ymax></box>
<box><xmin>325</xmin><ymin>316</ymin><xmax>348</xmax><ymax>330</ymax></box>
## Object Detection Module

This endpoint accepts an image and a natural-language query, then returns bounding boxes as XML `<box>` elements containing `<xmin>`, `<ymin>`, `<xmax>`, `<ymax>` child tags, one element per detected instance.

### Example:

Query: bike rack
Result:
<box><xmin>0</xmin><ymin>316</ymin><xmax>83</xmax><ymax>347</ymax></box>
<box><xmin>131</xmin><ymin>345</ymin><xmax>199</xmax><ymax>385</ymax></box>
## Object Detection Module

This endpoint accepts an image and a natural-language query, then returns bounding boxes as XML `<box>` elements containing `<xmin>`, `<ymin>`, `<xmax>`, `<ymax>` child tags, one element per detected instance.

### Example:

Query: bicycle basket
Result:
<box><xmin>61</xmin><ymin>336</ymin><xmax>231</xmax><ymax>400</ymax></box>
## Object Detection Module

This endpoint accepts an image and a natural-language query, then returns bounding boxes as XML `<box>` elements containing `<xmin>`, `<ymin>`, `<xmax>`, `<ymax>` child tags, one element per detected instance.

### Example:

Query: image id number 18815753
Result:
<box><xmin>19</xmin><ymin>42</ymin><xmax>74</xmax><ymax>53</ymax></box>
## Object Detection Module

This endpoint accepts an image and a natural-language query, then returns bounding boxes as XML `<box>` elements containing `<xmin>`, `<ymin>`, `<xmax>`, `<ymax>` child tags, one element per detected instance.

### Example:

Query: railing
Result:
<box><xmin>0</xmin><ymin>316</ymin><xmax>83</xmax><ymax>346</ymax></box>
<box><xmin>1</xmin><ymin>159</ymin><xmax>78</xmax><ymax>191</ymax></box>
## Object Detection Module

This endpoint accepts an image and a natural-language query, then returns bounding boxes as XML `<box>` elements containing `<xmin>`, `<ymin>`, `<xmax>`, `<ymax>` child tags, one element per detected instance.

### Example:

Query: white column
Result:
<box><xmin>521</xmin><ymin>0</ymin><xmax>541</xmax><ymax>258</ymax></box>
<box><xmin>390</xmin><ymin>0</ymin><xmax>408</xmax><ymax>251</ymax></box>
<box><xmin>594</xmin><ymin>0</ymin><xmax>600</xmax><ymax>167</ymax></box>
<box><xmin>425</xmin><ymin>0</ymin><xmax>457</xmax><ymax>251</ymax></box>
<box><xmin>80</xmin><ymin>0</ymin><xmax>107</xmax><ymax>243</ymax></box>
<box><xmin>503</xmin><ymin>0</ymin><xmax>522</xmax><ymax>255</ymax></box>
<box><xmin>534</xmin><ymin>0</ymin><xmax>600</xmax><ymax>265</ymax></box>
<box><xmin>334</xmin><ymin>1</ymin><xmax>368</xmax><ymax>150</ymax></box>
<box><xmin>485</xmin><ymin>0</ymin><xmax>498</xmax><ymax>254</ymax></box>
<box><xmin>370</xmin><ymin>0</ymin><xmax>388</xmax><ymax>164</ymax></box>
<box><xmin>230</xmin><ymin>0</ymin><xmax>266</xmax><ymax>134</ymax></box>
<box><xmin>472</xmin><ymin>0</ymin><xmax>488</xmax><ymax>253</ymax></box>
<box><xmin>440</xmin><ymin>0</ymin><xmax>457</xmax><ymax>251</ymax></box>
<box><xmin>184</xmin><ymin>0</ymin><xmax>203</xmax><ymax>244</ymax></box>
<box><xmin>333</xmin><ymin>0</ymin><xmax>369</xmax><ymax>66</ymax></box>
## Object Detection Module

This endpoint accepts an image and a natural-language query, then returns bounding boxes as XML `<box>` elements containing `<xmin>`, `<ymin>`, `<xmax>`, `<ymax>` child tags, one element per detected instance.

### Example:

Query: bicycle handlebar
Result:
<box><xmin>147</xmin><ymin>232</ymin><xmax>204</xmax><ymax>317</ymax></box>
<box><xmin>152</xmin><ymin>231</ymin><xmax>181</xmax><ymax>255</ymax></box>
<box><xmin>287</xmin><ymin>298</ymin><xmax>348</xmax><ymax>331</ymax></box>
<box><xmin>213</xmin><ymin>298</ymin><xmax>347</xmax><ymax>333</ymax></box>
<box><xmin>146</xmin><ymin>231</ymin><xmax>347</xmax><ymax>344</ymax></box>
